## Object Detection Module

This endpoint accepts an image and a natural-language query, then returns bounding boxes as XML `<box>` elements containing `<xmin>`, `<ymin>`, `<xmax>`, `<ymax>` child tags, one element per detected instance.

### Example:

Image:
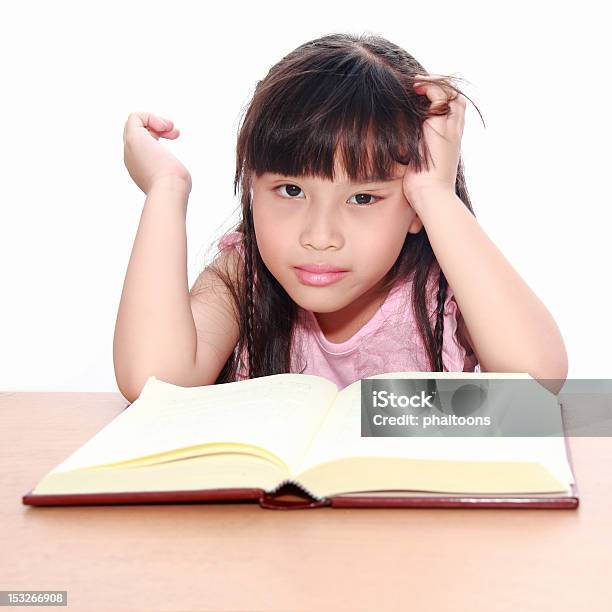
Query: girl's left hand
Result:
<box><xmin>402</xmin><ymin>74</ymin><xmax>466</xmax><ymax>211</ymax></box>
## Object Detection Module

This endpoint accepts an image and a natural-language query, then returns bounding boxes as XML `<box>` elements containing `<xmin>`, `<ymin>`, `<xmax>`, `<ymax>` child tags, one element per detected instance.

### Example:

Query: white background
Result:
<box><xmin>2</xmin><ymin>0</ymin><xmax>610</xmax><ymax>390</ymax></box>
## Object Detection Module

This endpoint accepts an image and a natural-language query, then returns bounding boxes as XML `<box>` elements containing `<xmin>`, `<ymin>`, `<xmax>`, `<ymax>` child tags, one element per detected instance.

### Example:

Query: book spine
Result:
<box><xmin>267</xmin><ymin>478</ymin><xmax>322</xmax><ymax>500</ymax></box>
<box><xmin>259</xmin><ymin>480</ymin><xmax>330</xmax><ymax>510</ymax></box>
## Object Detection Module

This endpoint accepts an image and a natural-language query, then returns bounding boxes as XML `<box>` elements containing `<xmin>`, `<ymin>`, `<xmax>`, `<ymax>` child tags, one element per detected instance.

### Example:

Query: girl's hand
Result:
<box><xmin>123</xmin><ymin>111</ymin><xmax>192</xmax><ymax>195</ymax></box>
<box><xmin>402</xmin><ymin>75</ymin><xmax>466</xmax><ymax>212</ymax></box>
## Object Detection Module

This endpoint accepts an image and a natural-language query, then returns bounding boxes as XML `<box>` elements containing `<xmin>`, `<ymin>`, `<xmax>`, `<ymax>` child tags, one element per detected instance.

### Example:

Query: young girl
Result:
<box><xmin>114</xmin><ymin>33</ymin><xmax>568</xmax><ymax>401</ymax></box>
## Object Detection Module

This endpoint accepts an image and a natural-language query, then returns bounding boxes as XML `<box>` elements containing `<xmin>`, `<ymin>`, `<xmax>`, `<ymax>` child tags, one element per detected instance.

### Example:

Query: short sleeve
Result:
<box><xmin>216</xmin><ymin>231</ymin><xmax>252</xmax><ymax>383</ymax></box>
<box><xmin>218</xmin><ymin>230</ymin><xmax>245</xmax><ymax>258</ymax></box>
<box><xmin>235</xmin><ymin>344</ymin><xmax>250</xmax><ymax>381</ymax></box>
<box><xmin>441</xmin><ymin>285</ymin><xmax>480</xmax><ymax>372</ymax></box>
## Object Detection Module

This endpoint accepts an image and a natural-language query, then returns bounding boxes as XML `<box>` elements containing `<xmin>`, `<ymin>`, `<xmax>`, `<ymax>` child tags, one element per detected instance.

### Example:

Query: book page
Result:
<box><xmin>50</xmin><ymin>373</ymin><xmax>339</xmax><ymax>475</ymax></box>
<box><xmin>295</xmin><ymin>371</ymin><xmax>574</xmax><ymax>487</ymax></box>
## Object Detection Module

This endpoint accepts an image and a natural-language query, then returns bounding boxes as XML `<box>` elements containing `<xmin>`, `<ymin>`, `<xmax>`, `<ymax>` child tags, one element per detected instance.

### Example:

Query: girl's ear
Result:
<box><xmin>407</xmin><ymin>215</ymin><xmax>424</xmax><ymax>234</ymax></box>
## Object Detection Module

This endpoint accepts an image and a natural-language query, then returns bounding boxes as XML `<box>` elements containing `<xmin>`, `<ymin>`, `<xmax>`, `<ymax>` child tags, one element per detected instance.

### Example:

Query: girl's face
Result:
<box><xmin>250</xmin><ymin>158</ymin><xmax>424</xmax><ymax>315</ymax></box>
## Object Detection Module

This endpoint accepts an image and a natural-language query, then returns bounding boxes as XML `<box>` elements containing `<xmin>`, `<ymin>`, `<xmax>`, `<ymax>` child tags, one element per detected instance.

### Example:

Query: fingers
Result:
<box><xmin>412</xmin><ymin>74</ymin><xmax>466</xmax><ymax>132</ymax></box>
<box><xmin>123</xmin><ymin>111</ymin><xmax>180</xmax><ymax>144</ymax></box>
<box><xmin>413</xmin><ymin>74</ymin><xmax>455</xmax><ymax>105</ymax></box>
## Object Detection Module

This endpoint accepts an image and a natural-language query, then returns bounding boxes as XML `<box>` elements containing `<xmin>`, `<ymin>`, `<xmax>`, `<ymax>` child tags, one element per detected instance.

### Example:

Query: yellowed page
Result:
<box><xmin>297</xmin><ymin>456</ymin><xmax>567</xmax><ymax>498</ymax></box>
<box><xmin>34</xmin><ymin>453</ymin><xmax>286</xmax><ymax>496</ymax></box>
<box><xmin>295</xmin><ymin>371</ymin><xmax>574</xmax><ymax>489</ymax></box>
<box><xmin>49</xmin><ymin>373</ymin><xmax>338</xmax><ymax>476</ymax></box>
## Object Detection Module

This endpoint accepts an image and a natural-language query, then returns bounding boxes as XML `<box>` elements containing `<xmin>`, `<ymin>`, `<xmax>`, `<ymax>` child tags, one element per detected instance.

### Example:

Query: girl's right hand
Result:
<box><xmin>123</xmin><ymin>111</ymin><xmax>192</xmax><ymax>195</ymax></box>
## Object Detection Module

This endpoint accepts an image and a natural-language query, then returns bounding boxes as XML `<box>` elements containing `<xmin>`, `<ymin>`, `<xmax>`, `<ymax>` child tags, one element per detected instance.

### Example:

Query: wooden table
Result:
<box><xmin>1</xmin><ymin>391</ymin><xmax>611</xmax><ymax>611</ymax></box>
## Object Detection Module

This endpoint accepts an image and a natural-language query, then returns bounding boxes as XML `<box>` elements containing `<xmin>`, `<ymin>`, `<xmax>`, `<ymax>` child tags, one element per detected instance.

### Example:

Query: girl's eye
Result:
<box><xmin>276</xmin><ymin>184</ymin><xmax>305</xmax><ymax>199</ymax></box>
<box><xmin>348</xmin><ymin>193</ymin><xmax>379</xmax><ymax>206</ymax></box>
<box><xmin>274</xmin><ymin>184</ymin><xmax>379</xmax><ymax>207</ymax></box>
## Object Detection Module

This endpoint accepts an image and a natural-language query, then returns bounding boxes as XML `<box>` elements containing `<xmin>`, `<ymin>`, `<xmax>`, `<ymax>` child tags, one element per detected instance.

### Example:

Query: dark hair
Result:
<box><xmin>206</xmin><ymin>32</ymin><xmax>484</xmax><ymax>383</ymax></box>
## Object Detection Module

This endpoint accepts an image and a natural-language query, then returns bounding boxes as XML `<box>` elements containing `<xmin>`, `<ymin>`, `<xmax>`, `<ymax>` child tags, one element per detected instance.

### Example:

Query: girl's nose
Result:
<box><xmin>301</xmin><ymin>200</ymin><xmax>343</xmax><ymax>250</ymax></box>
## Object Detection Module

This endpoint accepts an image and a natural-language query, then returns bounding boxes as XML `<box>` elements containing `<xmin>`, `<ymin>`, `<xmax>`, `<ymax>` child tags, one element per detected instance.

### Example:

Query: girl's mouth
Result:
<box><xmin>293</xmin><ymin>268</ymin><xmax>349</xmax><ymax>286</ymax></box>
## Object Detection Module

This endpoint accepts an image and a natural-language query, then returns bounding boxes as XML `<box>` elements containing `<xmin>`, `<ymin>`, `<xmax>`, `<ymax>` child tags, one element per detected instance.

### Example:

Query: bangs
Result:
<box><xmin>237</xmin><ymin>52</ymin><xmax>426</xmax><ymax>189</ymax></box>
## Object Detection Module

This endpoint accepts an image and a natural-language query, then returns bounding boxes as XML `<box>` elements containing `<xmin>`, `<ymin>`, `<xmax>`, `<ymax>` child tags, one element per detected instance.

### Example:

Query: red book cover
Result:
<box><xmin>22</xmin><ymin>400</ymin><xmax>579</xmax><ymax>510</ymax></box>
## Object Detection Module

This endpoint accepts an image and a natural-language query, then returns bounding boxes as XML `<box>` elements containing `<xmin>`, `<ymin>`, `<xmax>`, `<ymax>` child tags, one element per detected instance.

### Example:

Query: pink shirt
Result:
<box><xmin>218</xmin><ymin>231</ymin><xmax>479</xmax><ymax>389</ymax></box>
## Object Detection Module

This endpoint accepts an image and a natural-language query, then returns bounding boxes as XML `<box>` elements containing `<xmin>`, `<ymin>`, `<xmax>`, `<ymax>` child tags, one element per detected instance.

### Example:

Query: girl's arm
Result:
<box><xmin>413</xmin><ymin>188</ymin><xmax>568</xmax><ymax>394</ymax></box>
<box><xmin>403</xmin><ymin>76</ymin><xmax>567</xmax><ymax>393</ymax></box>
<box><xmin>113</xmin><ymin>175</ymin><xmax>241</xmax><ymax>402</ymax></box>
<box><xmin>113</xmin><ymin>177</ymin><xmax>200</xmax><ymax>401</ymax></box>
<box><xmin>115</xmin><ymin>113</ymin><xmax>240</xmax><ymax>402</ymax></box>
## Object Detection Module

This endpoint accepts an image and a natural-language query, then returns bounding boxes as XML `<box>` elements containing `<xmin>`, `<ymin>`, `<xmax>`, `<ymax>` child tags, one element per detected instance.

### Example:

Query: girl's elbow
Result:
<box><xmin>530</xmin><ymin>350</ymin><xmax>568</xmax><ymax>395</ymax></box>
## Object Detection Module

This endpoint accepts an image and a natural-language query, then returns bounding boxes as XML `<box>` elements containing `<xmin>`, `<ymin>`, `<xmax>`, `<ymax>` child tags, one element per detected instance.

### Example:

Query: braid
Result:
<box><xmin>433</xmin><ymin>268</ymin><xmax>448</xmax><ymax>372</ymax></box>
<box><xmin>244</xmin><ymin>211</ymin><xmax>256</xmax><ymax>379</ymax></box>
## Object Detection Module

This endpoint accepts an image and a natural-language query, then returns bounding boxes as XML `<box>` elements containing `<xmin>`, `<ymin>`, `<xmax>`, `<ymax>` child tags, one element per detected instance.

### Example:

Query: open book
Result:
<box><xmin>23</xmin><ymin>372</ymin><xmax>579</xmax><ymax>509</ymax></box>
